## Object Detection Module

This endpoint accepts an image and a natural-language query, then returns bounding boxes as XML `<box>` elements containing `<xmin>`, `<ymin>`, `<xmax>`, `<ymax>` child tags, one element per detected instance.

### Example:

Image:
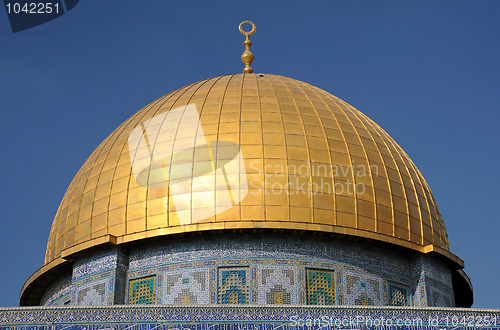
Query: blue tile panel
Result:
<box><xmin>128</xmin><ymin>276</ymin><xmax>156</xmax><ymax>304</ymax></box>
<box><xmin>218</xmin><ymin>267</ymin><xmax>249</xmax><ymax>304</ymax></box>
<box><xmin>306</xmin><ymin>269</ymin><xmax>335</xmax><ymax>305</ymax></box>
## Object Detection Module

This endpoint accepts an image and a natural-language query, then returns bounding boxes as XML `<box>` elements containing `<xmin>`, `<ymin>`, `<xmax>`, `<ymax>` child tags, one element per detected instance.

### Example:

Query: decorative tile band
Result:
<box><xmin>0</xmin><ymin>305</ymin><xmax>499</xmax><ymax>329</ymax></box>
<box><xmin>41</xmin><ymin>237</ymin><xmax>455</xmax><ymax>308</ymax></box>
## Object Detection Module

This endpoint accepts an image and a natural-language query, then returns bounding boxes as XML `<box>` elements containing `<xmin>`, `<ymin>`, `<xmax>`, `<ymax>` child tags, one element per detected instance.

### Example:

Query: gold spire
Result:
<box><xmin>239</xmin><ymin>21</ymin><xmax>256</xmax><ymax>73</ymax></box>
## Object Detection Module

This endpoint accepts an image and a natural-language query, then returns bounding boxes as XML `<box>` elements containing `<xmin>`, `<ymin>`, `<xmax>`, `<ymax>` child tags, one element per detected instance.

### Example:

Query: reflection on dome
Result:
<box><xmin>128</xmin><ymin>103</ymin><xmax>248</xmax><ymax>225</ymax></box>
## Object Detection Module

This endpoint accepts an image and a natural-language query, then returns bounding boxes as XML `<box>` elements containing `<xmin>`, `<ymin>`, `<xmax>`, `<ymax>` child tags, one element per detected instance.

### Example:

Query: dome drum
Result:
<box><xmin>36</xmin><ymin>233</ymin><xmax>457</xmax><ymax>307</ymax></box>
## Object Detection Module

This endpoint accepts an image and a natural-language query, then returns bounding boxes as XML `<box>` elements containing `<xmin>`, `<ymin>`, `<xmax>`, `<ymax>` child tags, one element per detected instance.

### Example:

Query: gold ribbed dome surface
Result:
<box><xmin>46</xmin><ymin>73</ymin><xmax>451</xmax><ymax>265</ymax></box>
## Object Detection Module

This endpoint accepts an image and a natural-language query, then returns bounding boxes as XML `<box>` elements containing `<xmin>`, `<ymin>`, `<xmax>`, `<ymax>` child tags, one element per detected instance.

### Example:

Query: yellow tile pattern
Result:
<box><xmin>45</xmin><ymin>73</ymin><xmax>449</xmax><ymax>265</ymax></box>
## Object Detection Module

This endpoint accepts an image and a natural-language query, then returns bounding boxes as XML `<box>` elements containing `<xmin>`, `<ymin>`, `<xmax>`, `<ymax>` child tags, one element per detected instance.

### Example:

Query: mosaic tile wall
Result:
<box><xmin>258</xmin><ymin>266</ymin><xmax>299</xmax><ymax>305</ymax></box>
<box><xmin>113</xmin><ymin>249</ymin><xmax>129</xmax><ymax>304</ymax></box>
<box><xmin>388</xmin><ymin>282</ymin><xmax>410</xmax><ymax>306</ymax></box>
<box><xmin>426</xmin><ymin>277</ymin><xmax>455</xmax><ymax>307</ymax></box>
<box><xmin>40</xmin><ymin>235</ymin><xmax>456</xmax><ymax>307</ymax></box>
<box><xmin>306</xmin><ymin>269</ymin><xmax>336</xmax><ymax>305</ymax></box>
<box><xmin>70</xmin><ymin>247</ymin><xmax>125</xmax><ymax>306</ymax></box>
<box><xmin>342</xmin><ymin>270</ymin><xmax>385</xmax><ymax>306</ymax></box>
<box><xmin>76</xmin><ymin>279</ymin><xmax>108</xmax><ymax>306</ymax></box>
<box><xmin>218</xmin><ymin>267</ymin><xmax>250</xmax><ymax>304</ymax></box>
<box><xmin>410</xmin><ymin>255</ymin><xmax>454</xmax><ymax>307</ymax></box>
<box><xmin>162</xmin><ymin>268</ymin><xmax>210</xmax><ymax>305</ymax></box>
<box><xmin>39</xmin><ymin>274</ymin><xmax>72</xmax><ymax>306</ymax></box>
<box><xmin>412</xmin><ymin>278</ymin><xmax>428</xmax><ymax>307</ymax></box>
<box><xmin>128</xmin><ymin>276</ymin><xmax>156</xmax><ymax>304</ymax></box>
<box><xmin>126</xmin><ymin>237</ymin><xmax>411</xmax><ymax>275</ymax></box>
<box><xmin>428</xmin><ymin>286</ymin><xmax>453</xmax><ymax>307</ymax></box>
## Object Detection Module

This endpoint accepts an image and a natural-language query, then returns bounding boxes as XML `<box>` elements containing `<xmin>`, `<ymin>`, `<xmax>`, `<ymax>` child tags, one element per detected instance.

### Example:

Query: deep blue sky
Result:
<box><xmin>0</xmin><ymin>1</ymin><xmax>499</xmax><ymax>308</ymax></box>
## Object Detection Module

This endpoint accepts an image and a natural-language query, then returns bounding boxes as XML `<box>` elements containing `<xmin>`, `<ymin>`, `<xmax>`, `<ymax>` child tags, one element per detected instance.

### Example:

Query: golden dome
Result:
<box><xmin>44</xmin><ymin>73</ymin><xmax>461</xmax><ymax>268</ymax></box>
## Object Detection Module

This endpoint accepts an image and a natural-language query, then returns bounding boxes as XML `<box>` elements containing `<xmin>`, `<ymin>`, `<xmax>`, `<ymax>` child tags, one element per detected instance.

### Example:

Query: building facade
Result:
<box><xmin>19</xmin><ymin>74</ymin><xmax>472</xmax><ymax>309</ymax></box>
